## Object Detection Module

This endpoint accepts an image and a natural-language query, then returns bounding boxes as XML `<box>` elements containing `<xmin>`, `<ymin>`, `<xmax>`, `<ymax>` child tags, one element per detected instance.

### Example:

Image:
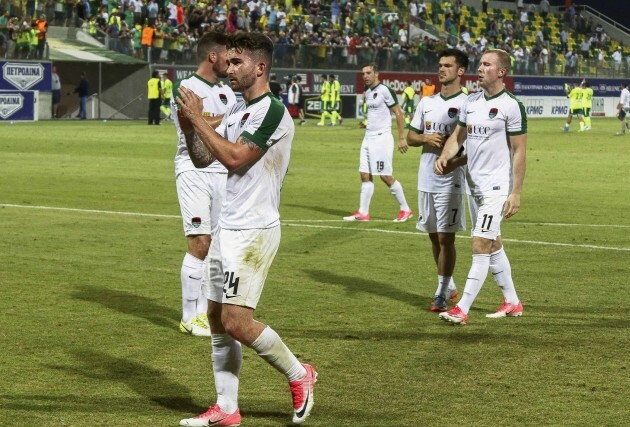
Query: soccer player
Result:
<box><xmin>329</xmin><ymin>74</ymin><xmax>343</xmax><ymax>126</ymax></box>
<box><xmin>176</xmin><ymin>32</ymin><xmax>317</xmax><ymax>426</ymax></box>
<box><xmin>402</xmin><ymin>80</ymin><xmax>416</xmax><ymax>125</ymax></box>
<box><xmin>616</xmin><ymin>82</ymin><xmax>630</xmax><ymax>136</ymax></box>
<box><xmin>343</xmin><ymin>63</ymin><xmax>412</xmax><ymax>222</ymax></box>
<box><xmin>435</xmin><ymin>49</ymin><xmax>526</xmax><ymax>325</ymax></box>
<box><xmin>582</xmin><ymin>81</ymin><xmax>593</xmax><ymax>130</ymax></box>
<box><xmin>161</xmin><ymin>73</ymin><xmax>173</xmax><ymax>120</ymax></box>
<box><xmin>407</xmin><ymin>48</ymin><xmax>468</xmax><ymax>312</ymax></box>
<box><xmin>564</xmin><ymin>81</ymin><xmax>585</xmax><ymax>132</ymax></box>
<box><xmin>317</xmin><ymin>73</ymin><xmax>332</xmax><ymax>126</ymax></box>
<box><xmin>172</xmin><ymin>31</ymin><xmax>236</xmax><ymax>337</ymax></box>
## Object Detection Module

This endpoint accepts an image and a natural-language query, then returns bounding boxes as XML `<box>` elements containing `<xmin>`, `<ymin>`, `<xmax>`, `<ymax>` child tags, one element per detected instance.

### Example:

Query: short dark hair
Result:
<box><xmin>196</xmin><ymin>31</ymin><xmax>230</xmax><ymax>63</ymax></box>
<box><xmin>329</xmin><ymin>74</ymin><xmax>336</xmax><ymax>79</ymax></box>
<box><xmin>439</xmin><ymin>48</ymin><xmax>469</xmax><ymax>71</ymax></box>
<box><xmin>362</xmin><ymin>63</ymin><xmax>378</xmax><ymax>73</ymax></box>
<box><xmin>152</xmin><ymin>70</ymin><xmax>159</xmax><ymax>78</ymax></box>
<box><xmin>228</xmin><ymin>32</ymin><xmax>274</xmax><ymax>76</ymax></box>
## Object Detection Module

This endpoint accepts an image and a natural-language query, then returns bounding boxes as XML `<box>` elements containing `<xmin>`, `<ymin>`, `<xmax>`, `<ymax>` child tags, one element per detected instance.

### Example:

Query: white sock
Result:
<box><xmin>359</xmin><ymin>181</ymin><xmax>374</xmax><ymax>214</ymax></box>
<box><xmin>389</xmin><ymin>180</ymin><xmax>410</xmax><ymax>211</ymax></box>
<box><xmin>490</xmin><ymin>247</ymin><xmax>519</xmax><ymax>304</ymax></box>
<box><xmin>181</xmin><ymin>253</ymin><xmax>204</xmax><ymax>323</ymax></box>
<box><xmin>212</xmin><ymin>334</ymin><xmax>242</xmax><ymax>414</ymax></box>
<box><xmin>250</xmin><ymin>326</ymin><xmax>306</xmax><ymax>382</ymax></box>
<box><xmin>435</xmin><ymin>275</ymin><xmax>451</xmax><ymax>298</ymax></box>
<box><xmin>457</xmin><ymin>254</ymin><xmax>490</xmax><ymax>314</ymax></box>
<box><xmin>448</xmin><ymin>277</ymin><xmax>457</xmax><ymax>291</ymax></box>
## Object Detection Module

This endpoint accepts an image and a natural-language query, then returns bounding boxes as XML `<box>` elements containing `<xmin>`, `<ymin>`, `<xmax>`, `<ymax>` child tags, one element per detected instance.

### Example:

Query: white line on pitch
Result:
<box><xmin>0</xmin><ymin>203</ymin><xmax>180</xmax><ymax>219</ymax></box>
<box><xmin>2</xmin><ymin>203</ymin><xmax>628</xmax><ymax>252</ymax></box>
<box><xmin>283</xmin><ymin>223</ymin><xmax>630</xmax><ymax>252</ymax></box>
<box><xmin>282</xmin><ymin>219</ymin><xmax>630</xmax><ymax>228</ymax></box>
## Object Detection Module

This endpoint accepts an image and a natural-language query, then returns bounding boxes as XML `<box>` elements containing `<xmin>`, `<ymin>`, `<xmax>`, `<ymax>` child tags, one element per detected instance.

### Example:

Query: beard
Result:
<box><xmin>229</xmin><ymin>71</ymin><xmax>256</xmax><ymax>92</ymax></box>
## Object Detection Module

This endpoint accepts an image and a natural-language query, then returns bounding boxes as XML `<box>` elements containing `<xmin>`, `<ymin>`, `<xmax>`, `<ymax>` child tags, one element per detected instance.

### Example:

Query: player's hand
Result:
<box><xmin>434</xmin><ymin>157</ymin><xmax>448</xmax><ymax>175</ymax></box>
<box><xmin>503</xmin><ymin>193</ymin><xmax>521</xmax><ymax>218</ymax></box>
<box><xmin>398</xmin><ymin>137</ymin><xmax>409</xmax><ymax>153</ymax></box>
<box><xmin>424</xmin><ymin>133</ymin><xmax>446</xmax><ymax>149</ymax></box>
<box><xmin>176</xmin><ymin>86</ymin><xmax>203</xmax><ymax>122</ymax></box>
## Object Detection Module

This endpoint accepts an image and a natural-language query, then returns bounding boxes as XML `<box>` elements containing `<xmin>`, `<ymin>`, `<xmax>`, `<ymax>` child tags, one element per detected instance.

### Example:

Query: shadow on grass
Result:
<box><xmin>40</xmin><ymin>350</ymin><xmax>203</xmax><ymax>413</ymax></box>
<box><xmin>304</xmin><ymin>269</ymin><xmax>423</xmax><ymax>308</ymax></box>
<box><xmin>284</xmin><ymin>203</ymin><xmax>350</xmax><ymax>218</ymax></box>
<box><xmin>72</xmin><ymin>285</ymin><xmax>179</xmax><ymax>330</ymax></box>
<box><xmin>281</xmin><ymin>327</ymin><xmax>517</xmax><ymax>343</ymax></box>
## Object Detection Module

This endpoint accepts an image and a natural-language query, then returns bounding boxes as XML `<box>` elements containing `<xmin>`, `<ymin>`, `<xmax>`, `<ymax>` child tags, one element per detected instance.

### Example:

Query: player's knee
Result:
<box><xmin>438</xmin><ymin>233</ymin><xmax>456</xmax><ymax>248</ymax></box>
<box><xmin>381</xmin><ymin>175</ymin><xmax>395</xmax><ymax>185</ymax></box>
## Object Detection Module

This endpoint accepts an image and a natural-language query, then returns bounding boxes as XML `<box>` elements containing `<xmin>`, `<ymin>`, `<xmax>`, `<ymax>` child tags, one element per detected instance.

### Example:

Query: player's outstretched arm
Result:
<box><xmin>503</xmin><ymin>133</ymin><xmax>527</xmax><ymax>218</ymax></box>
<box><xmin>390</xmin><ymin>104</ymin><xmax>408</xmax><ymax>153</ymax></box>
<box><xmin>177</xmin><ymin>86</ymin><xmax>265</xmax><ymax>171</ymax></box>
<box><xmin>434</xmin><ymin>124</ymin><xmax>465</xmax><ymax>175</ymax></box>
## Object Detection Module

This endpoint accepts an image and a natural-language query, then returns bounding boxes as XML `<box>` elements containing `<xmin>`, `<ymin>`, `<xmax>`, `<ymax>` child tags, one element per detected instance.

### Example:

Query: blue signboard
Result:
<box><xmin>513</xmin><ymin>76</ymin><xmax>623</xmax><ymax>97</ymax></box>
<box><xmin>0</xmin><ymin>91</ymin><xmax>37</xmax><ymax>121</ymax></box>
<box><xmin>0</xmin><ymin>61</ymin><xmax>52</xmax><ymax>92</ymax></box>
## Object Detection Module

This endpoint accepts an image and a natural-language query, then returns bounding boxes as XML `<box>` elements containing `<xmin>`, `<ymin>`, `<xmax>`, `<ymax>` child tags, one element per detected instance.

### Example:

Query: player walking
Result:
<box><xmin>344</xmin><ymin>63</ymin><xmax>412</xmax><ymax>222</ymax></box>
<box><xmin>407</xmin><ymin>49</ymin><xmax>469</xmax><ymax>312</ymax></box>
<box><xmin>176</xmin><ymin>32</ymin><xmax>317</xmax><ymax>425</ymax></box>
<box><xmin>172</xmin><ymin>32</ymin><xmax>236</xmax><ymax>337</ymax></box>
<box><xmin>435</xmin><ymin>49</ymin><xmax>527</xmax><ymax>325</ymax></box>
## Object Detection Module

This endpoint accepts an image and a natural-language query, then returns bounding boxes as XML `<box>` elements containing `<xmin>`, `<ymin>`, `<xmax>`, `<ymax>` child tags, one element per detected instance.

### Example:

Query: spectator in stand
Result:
<box><xmin>35</xmin><ymin>13</ymin><xmax>47</xmax><ymax>59</ymax></box>
<box><xmin>540</xmin><ymin>0</ymin><xmax>550</xmax><ymax>19</ymax></box>
<box><xmin>611</xmin><ymin>47</ymin><xmax>623</xmax><ymax>74</ymax></box>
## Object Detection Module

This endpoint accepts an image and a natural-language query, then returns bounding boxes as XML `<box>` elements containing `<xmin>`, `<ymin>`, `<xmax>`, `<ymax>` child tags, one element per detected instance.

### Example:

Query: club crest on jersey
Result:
<box><xmin>219</xmin><ymin>93</ymin><xmax>227</xmax><ymax>105</ymax></box>
<box><xmin>448</xmin><ymin>108</ymin><xmax>458</xmax><ymax>118</ymax></box>
<box><xmin>240</xmin><ymin>112</ymin><xmax>250</xmax><ymax>127</ymax></box>
<box><xmin>373</xmin><ymin>93</ymin><xmax>378</xmax><ymax>99</ymax></box>
<box><xmin>489</xmin><ymin>108</ymin><xmax>498</xmax><ymax>119</ymax></box>
<box><xmin>191</xmin><ymin>217</ymin><xmax>201</xmax><ymax>228</ymax></box>
<box><xmin>425</xmin><ymin>121</ymin><xmax>432</xmax><ymax>131</ymax></box>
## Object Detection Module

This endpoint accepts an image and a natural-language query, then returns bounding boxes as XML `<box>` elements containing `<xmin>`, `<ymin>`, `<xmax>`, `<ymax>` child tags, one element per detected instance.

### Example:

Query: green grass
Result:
<box><xmin>0</xmin><ymin>118</ymin><xmax>628</xmax><ymax>426</ymax></box>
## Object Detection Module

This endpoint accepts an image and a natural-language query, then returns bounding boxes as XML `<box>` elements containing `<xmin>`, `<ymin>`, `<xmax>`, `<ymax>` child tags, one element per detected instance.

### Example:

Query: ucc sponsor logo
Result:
<box><xmin>425</xmin><ymin>121</ymin><xmax>450</xmax><ymax>133</ymax></box>
<box><xmin>467</xmin><ymin>124</ymin><xmax>491</xmax><ymax>135</ymax></box>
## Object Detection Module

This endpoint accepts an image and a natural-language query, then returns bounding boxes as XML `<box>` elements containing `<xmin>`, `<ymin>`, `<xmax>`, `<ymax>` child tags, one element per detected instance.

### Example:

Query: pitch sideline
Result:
<box><xmin>1</xmin><ymin>203</ymin><xmax>629</xmax><ymax>252</ymax></box>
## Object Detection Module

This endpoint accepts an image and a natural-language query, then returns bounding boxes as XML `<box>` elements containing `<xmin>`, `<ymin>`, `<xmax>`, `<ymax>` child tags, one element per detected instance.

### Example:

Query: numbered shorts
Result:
<box><xmin>468</xmin><ymin>194</ymin><xmax>506</xmax><ymax>240</ymax></box>
<box><xmin>176</xmin><ymin>171</ymin><xmax>226</xmax><ymax>237</ymax></box>
<box><xmin>203</xmin><ymin>226</ymin><xmax>281</xmax><ymax>309</ymax></box>
<box><xmin>359</xmin><ymin>132</ymin><xmax>394</xmax><ymax>176</ymax></box>
<box><xmin>416</xmin><ymin>191</ymin><xmax>466</xmax><ymax>234</ymax></box>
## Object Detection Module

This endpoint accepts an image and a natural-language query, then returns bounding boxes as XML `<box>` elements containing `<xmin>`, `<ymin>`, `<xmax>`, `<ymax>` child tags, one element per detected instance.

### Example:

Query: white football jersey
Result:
<box><xmin>620</xmin><ymin>88</ymin><xmax>630</xmax><ymax>109</ymax></box>
<box><xmin>458</xmin><ymin>90</ymin><xmax>527</xmax><ymax>196</ymax></box>
<box><xmin>172</xmin><ymin>74</ymin><xmax>237</xmax><ymax>175</ymax></box>
<box><xmin>364</xmin><ymin>83</ymin><xmax>398</xmax><ymax>135</ymax></box>
<box><xmin>215</xmin><ymin>93</ymin><xmax>294</xmax><ymax>230</ymax></box>
<box><xmin>409</xmin><ymin>91</ymin><xmax>467</xmax><ymax>194</ymax></box>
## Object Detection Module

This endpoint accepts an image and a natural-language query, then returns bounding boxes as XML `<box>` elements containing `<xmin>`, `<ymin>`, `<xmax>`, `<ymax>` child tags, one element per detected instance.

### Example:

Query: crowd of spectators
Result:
<box><xmin>0</xmin><ymin>0</ymin><xmax>627</xmax><ymax>77</ymax></box>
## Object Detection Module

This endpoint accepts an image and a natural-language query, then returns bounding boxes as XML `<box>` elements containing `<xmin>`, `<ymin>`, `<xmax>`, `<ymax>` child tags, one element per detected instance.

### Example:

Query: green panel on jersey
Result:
<box><xmin>386</xmin><ymin>85</ymin><xmax>398</xmax><ymax>107</ymax></box>
<box><xmin>241</xmin><ymin>95</ymin><xmax>285</xmax><ymax>151</ymax></box>
<box><xmin>507</xmin><ymin>93</ymin><xmax>528</xmax><ymax>136</ymax></box>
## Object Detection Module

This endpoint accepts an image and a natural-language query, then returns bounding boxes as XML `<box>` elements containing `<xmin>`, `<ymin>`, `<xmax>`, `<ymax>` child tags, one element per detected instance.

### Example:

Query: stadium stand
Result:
<box><xmin>0</xmin><ymin>0</ymin><xmax>627</xmax><ymax>77</ymax></box>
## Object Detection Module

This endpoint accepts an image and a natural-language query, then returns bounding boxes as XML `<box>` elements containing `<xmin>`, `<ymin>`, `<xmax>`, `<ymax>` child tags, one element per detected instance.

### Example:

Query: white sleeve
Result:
<box><xmin>409</xmin><ymin>98</ymin><xmax>425</xmax><ymax>133</ymax></box>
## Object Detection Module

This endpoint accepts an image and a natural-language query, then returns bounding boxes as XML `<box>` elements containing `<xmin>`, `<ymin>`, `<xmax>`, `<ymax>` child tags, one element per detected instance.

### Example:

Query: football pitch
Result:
<box><xmin>1</xmin><ymin>118</ymin><xmax>628</xmax><ymax>426</ymax></box>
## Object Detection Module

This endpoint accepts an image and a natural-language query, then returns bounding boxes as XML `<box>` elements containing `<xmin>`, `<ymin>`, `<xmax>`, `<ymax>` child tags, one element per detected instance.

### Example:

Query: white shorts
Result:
<box><xmin>202</xmin><ymin>226</ymin><xmax>281</xmax><ymax>309</ymax></box>
<box><xmin>468</xmin><ymin>194</ymin><xmax>506</xmax><ymax>240</ymax></box>
<box><xmin>359</xmin><ymin>132</ymin><xmax>394</xmax><ymax>176</ymax></box>
<box><xmin>416</xmin><ymin>191</ymin><xmax>466</xmax><ymax>233</ymax></box>
<box><xmin>176</xmin><ymin>171</ymin><xmax>226</xmax><ymax>237</ymax></box>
